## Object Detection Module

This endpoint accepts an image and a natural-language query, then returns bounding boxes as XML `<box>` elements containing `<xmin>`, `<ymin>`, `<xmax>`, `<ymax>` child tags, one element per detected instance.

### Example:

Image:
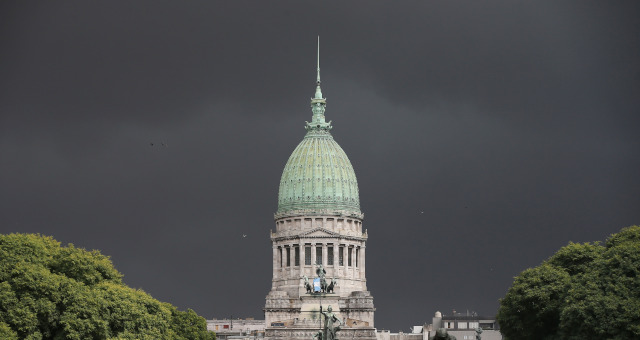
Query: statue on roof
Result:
<box><xmin>327</xmin><ymin>277</ymin><xmax>337</xmax><ymax>293</ymax></box>
<box><xmin>316</xmin><ymin>264</ymin><xmax>326</xmax><ymax>279</ymax></box>
<box><xmin>303</xmin><ymin>275</ymin><xmax>313</xmax><ymax>294</ymax></box>
<box><xmin>315</xmin><ymin>264</ymin><xmax>328</xmax><ymax>293</ymax></box>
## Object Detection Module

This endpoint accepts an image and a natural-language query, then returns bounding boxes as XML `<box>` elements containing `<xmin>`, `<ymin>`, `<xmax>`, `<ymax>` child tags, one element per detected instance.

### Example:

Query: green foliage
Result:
<box><xmin>497</xmin><ymin>264</ymin><xmax>570</xmax><ymax>340</ymax></box>
<box><xmin>170</xmin><ymin>307</ymin><xmax>217</xmax><ymax>340</ymax></box>
<box><xmin>0</xmin><ymin>233</ymin><xmax>215</xmax><ymax>340</ymax></box>
<box><xmin>0</xmin><ymin>321</ymin><xmax>18</xmax><ymax>340</ymax></box>
<box><xmin>498</xmin><ymin>226</ymin><xmax>640</xmax><ymax>340</ymax></box>
<box><xmin>546</xmin><ymin>241</ymin><xmax>604</xmax><ymax>276</ymax></box>
<box><xmin>51</xmin><ymin>244</ymin><xmax>123</xmax><ymax>286</ymax></box>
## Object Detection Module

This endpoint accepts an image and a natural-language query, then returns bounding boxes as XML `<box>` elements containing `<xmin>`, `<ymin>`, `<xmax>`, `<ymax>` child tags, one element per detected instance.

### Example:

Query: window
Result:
<box><xmin>458</xmin><ymin>322</ymin><xmax>467</xmax><ymax>329</ymax></box>
<box><xmin>316</xmin><ymin>246</ymin><xmax>322</xmax><ymax>265</ymax></box>
<box><xmin>479</xmin><ymin>322</ymin><xmax>494</xmax><ymax>330</ymax></box>
<box><xmin>355</xmin><ymin>247</ymin><xmax>359</xmax><ymax>267</ymax></box>
<box><xmin>339</xmin><ymin>247</ymin><xmax>344</xmax><ymax>266</ymax></box>
<box><xmin>468</xmin><ymin>322</ymin><xmax>479</xmax><ymax>329</ymax></box>
<box><xmin>286</xmin><ymin>247</ymin><xmax>290</xmax><ymax>267</ymax></box>
<box><xmin>295</xmin><ymin>246</ymin><xmax>300</xmax><ymax>266</ymax></box>
<box><xmin>279</xmin><ymin>248</ymin><xmax>283</xmax><ymax>267</ymax></box>
<box><xmin>327</xmin><ymin>246</ymin><xmax>334</xmax><ymax>265</ymax></box>
<box><xmin>348</xmin><ymin>247</ymin><xmax>352</xmax><ymax>266</ymax></box>
<box><xmin>305</xmin><ymin>246</ymin><xmax>311</xmax><ymax>265</ymax></box>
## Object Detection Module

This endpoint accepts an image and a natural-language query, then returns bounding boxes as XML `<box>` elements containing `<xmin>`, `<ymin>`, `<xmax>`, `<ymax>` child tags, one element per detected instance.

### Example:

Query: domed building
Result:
<box><xmin>264</xmin><ymin>41</ymin><xmax>376</xmax><ymax>340</ymax></box>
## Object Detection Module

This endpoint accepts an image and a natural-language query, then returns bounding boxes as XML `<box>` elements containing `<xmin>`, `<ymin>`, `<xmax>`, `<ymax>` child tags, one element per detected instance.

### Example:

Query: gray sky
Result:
<box><xmin>1</xmin><ymin>1</ymin><xmax>639</xmax><ymax>331</ymax></box>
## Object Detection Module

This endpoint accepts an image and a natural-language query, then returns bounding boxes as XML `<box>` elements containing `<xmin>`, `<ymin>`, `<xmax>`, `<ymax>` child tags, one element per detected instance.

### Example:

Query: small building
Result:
<box><xmin>427</xmin><ymin>311</ymin><xmax>502</xmax><ymax>340</ymax></box>
<box><xmin>207</xmin><ymin>318</ymin><xmax>266</xmax><ymax>340</ymax></box>
<box><xmin>376</xmin><ymin>329</ymin><xmax>423</xmax><ymax>340</ymax></box>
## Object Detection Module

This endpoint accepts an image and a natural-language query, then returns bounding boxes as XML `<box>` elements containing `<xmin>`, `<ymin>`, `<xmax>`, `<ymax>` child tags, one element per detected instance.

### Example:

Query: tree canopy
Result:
<box><xmin>0</xmin><ymin>233</ymin><xmax>215</xmax><ymax>340</ymax></box>
<box><xmin>497</xmin><ymin>226</ymin><xmax>640</xmax><ymax>340</ymax></box>
<box><xmin>430</xmin><ymin>328</ymin><xmax>457</xmax><ymax>340</ymax></box>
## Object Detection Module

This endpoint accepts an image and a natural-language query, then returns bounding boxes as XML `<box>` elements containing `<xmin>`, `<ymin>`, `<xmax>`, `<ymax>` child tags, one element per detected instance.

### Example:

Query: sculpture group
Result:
<box><xmin>305</xmin><ymin>265</ymin><xmax>342</xmax><ymax>340</ymax></box>
<box><xmin>303</xmin><ymin>264</ymin><xmax>337</xmax><ymax>294</ymax></box>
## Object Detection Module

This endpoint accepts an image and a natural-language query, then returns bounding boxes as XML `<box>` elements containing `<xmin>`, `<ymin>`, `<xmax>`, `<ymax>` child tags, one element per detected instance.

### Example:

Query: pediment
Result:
<box><xmin>301</xmin><ymin>228</ymin><xmax>339</xmax><ymax>238</ymax></box>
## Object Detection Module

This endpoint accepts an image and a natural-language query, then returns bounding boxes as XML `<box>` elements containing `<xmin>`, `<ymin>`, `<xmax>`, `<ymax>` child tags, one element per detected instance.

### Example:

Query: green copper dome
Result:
<box><xmin>276</xmin><ymin>128</ymin><xmax>361</xmax><ymax>218</ymax></box>
<box><xmin>276</xmin><ymin>41</ymin><xmax>361</xmax><ymax>218</ymax></box>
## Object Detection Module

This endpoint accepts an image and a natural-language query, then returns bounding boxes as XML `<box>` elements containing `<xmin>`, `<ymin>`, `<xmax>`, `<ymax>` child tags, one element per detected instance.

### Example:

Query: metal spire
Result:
<box><xmin>317</xmin><ymin>36</ymin><xmax>321</xmax><ymax>85</ymax></box>
<box><xmin>306</xmin><ymin>36</ymin><xmax>331</xmax><ymax>131</ymax></box>
<box><xmin>314</xmin><ymin>36</ymin><xmax>323</xmax><ymax>99</ymax></box>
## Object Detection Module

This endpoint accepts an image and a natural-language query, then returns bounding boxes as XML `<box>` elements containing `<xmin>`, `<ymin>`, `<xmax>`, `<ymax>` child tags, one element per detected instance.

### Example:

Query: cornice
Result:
<box><xmin>274</xmin><ymin>209</ymin><xmax>364</xmax><ymax>220</ymax></box>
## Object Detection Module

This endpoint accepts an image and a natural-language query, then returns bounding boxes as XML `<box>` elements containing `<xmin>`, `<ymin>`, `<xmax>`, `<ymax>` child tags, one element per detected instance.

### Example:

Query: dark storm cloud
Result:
<box><xmin>1</xmin><ymin>1</ymin><xmax>639</xmax><ymax>331</ymax></box>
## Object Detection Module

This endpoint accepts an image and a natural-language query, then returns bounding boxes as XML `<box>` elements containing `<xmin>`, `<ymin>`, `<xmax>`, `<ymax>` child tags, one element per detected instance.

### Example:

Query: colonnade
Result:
<box><xmin>272</xmin><ymin>241</ymin><xmax>366</xmax><ymax>280</ymax></box>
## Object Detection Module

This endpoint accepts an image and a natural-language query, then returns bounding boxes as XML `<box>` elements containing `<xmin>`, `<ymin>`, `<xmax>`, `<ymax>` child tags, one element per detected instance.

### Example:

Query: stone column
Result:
<box><xmin>322</xmin><ymin>243</ymin><xmax>328</xmax><ymax>269</ymax></box>
<box><xmin>272</xmin><ymin>245</ymin><xmax>278</xmax><ymax>282</ymax></box>
<box><xmin>312</xmin><ymin>244</ymin><xmax>317</xmax><ymax>266</ymax></box>
<box><xmin>296</xmin><ymin>242</ymin><xmax>302</xmax><ymax>296</ymax></box>
<box><xmin>345</xmin><ymin>244</ymin><xmax>350</xmax><ymax>279</ymax></box>
<box><xmin>354</xmin><ymin>246</ymin><xmax>358</xmax><ymax>278</ymax></box>
<box><xmin>361</xmin><ymin>246</ymin><xmax>366</xmax><ymax>279</ymax></box>
<box><xmin>331</xmin><ymin>243</ymin><xmax>337</xmax><ymax>270</ymax></box>
<box><xmin>339</xmin><ymin>245</ymin><xmax>345</xmax><ymax>277</ymax></box>
<box><xmin>298</xmin><ymin>241</ymin><xmax>304</xmax><ymax>267</ymax></box>
<box><xmin>301</xmin><ymin>244</ymin><xmax>306</xmax><ymax>276</ymax></box>
<box><xmin>350</xmin><ymin>246</ymin><xmax>355</xmax><ymax>279</ymax></box>
<box><xmin>356</xmin><ymin>246</ymin><xmax>361</xmax><ymax>279</ymax></box>
<box><xmin>289</xmin><ymin>245</ymin><xmax>295</xmax><ymax>277</ymax></box>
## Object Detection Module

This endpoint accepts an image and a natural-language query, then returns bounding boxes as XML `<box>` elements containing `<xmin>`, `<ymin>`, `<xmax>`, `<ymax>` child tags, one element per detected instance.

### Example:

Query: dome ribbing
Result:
<box><xmin>276</xmin><ymin>129</ymin><xmax>361</xmax><ymax>218</ymax></box>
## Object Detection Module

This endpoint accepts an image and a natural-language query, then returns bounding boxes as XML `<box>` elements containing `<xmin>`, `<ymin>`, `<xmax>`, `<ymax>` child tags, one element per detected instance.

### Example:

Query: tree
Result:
<box><xmin>497</xmin><ymin>226</ymin><xmax>640</xmax><ymax>340</ymax></box>
<box><xmin>0</xmin><ymin>233</ymin><xmax>215</xmax><ymax>340</ymax></box>
<box><xmin>170</xmin><ymin>307</ymin><xmax>217</xmax><ymax>340</ymax></box>
<box><xmin>0</xmin><ymin>321</ymin><xmax>18</xmax><ymax>340</ymax></box>
<box><xmin>430</xmin><ymin>328</ymin><xmax>457</xmax><ymax>340</ymax></box>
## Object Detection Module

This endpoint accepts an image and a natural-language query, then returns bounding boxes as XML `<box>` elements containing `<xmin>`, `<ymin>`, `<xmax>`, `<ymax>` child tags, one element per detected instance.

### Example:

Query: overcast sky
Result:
<box><xmin>1</xmin><ymin>1</ymin><xmax>639</xmax><ymax>331</ymax></box>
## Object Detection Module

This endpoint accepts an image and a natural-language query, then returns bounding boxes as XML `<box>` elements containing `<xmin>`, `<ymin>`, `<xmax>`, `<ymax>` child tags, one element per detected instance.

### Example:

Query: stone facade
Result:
<box><xmin>270</xmin><ymin>216</ymin><xmax>368</xmax><ymax>298</ymax></box>
<box><xmin>265</xmin><ymin>215</ymin><xmax>376</xmax><ymax>339</ymax></box>
<box><xmin>266</xmin><ymin>328</ymin><xmax>377</xmax><ymax>340</ymax></box>
<box><xmin>207</xmin><ymin>318</ymin><xmax>266</xmax><ymax>337</ymax></box>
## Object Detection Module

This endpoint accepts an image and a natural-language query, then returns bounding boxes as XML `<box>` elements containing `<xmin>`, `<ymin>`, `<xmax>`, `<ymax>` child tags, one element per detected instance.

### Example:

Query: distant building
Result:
<box><xmin>426</xmin><ymin>311</ymin><xmax>502</xmax><ymax>340</ymax></box>
<box><xmin>376</xmin><ymin>329</ymin><xmax>423</xmax><ymax>340</ymax></box>
<box><xmin>207</xmin><ymin>318</ymin><xmax>266</xmax><ymax>340</ymax></box>
<box><xmin>372</xmin><ymin>311</ymin><xmax>502</xmax><ymax>340</ymax></box>
<box><xmin>207</xmin><ymin>311</ymin><xmax>502</xmax><ymax>340</ymax></box>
